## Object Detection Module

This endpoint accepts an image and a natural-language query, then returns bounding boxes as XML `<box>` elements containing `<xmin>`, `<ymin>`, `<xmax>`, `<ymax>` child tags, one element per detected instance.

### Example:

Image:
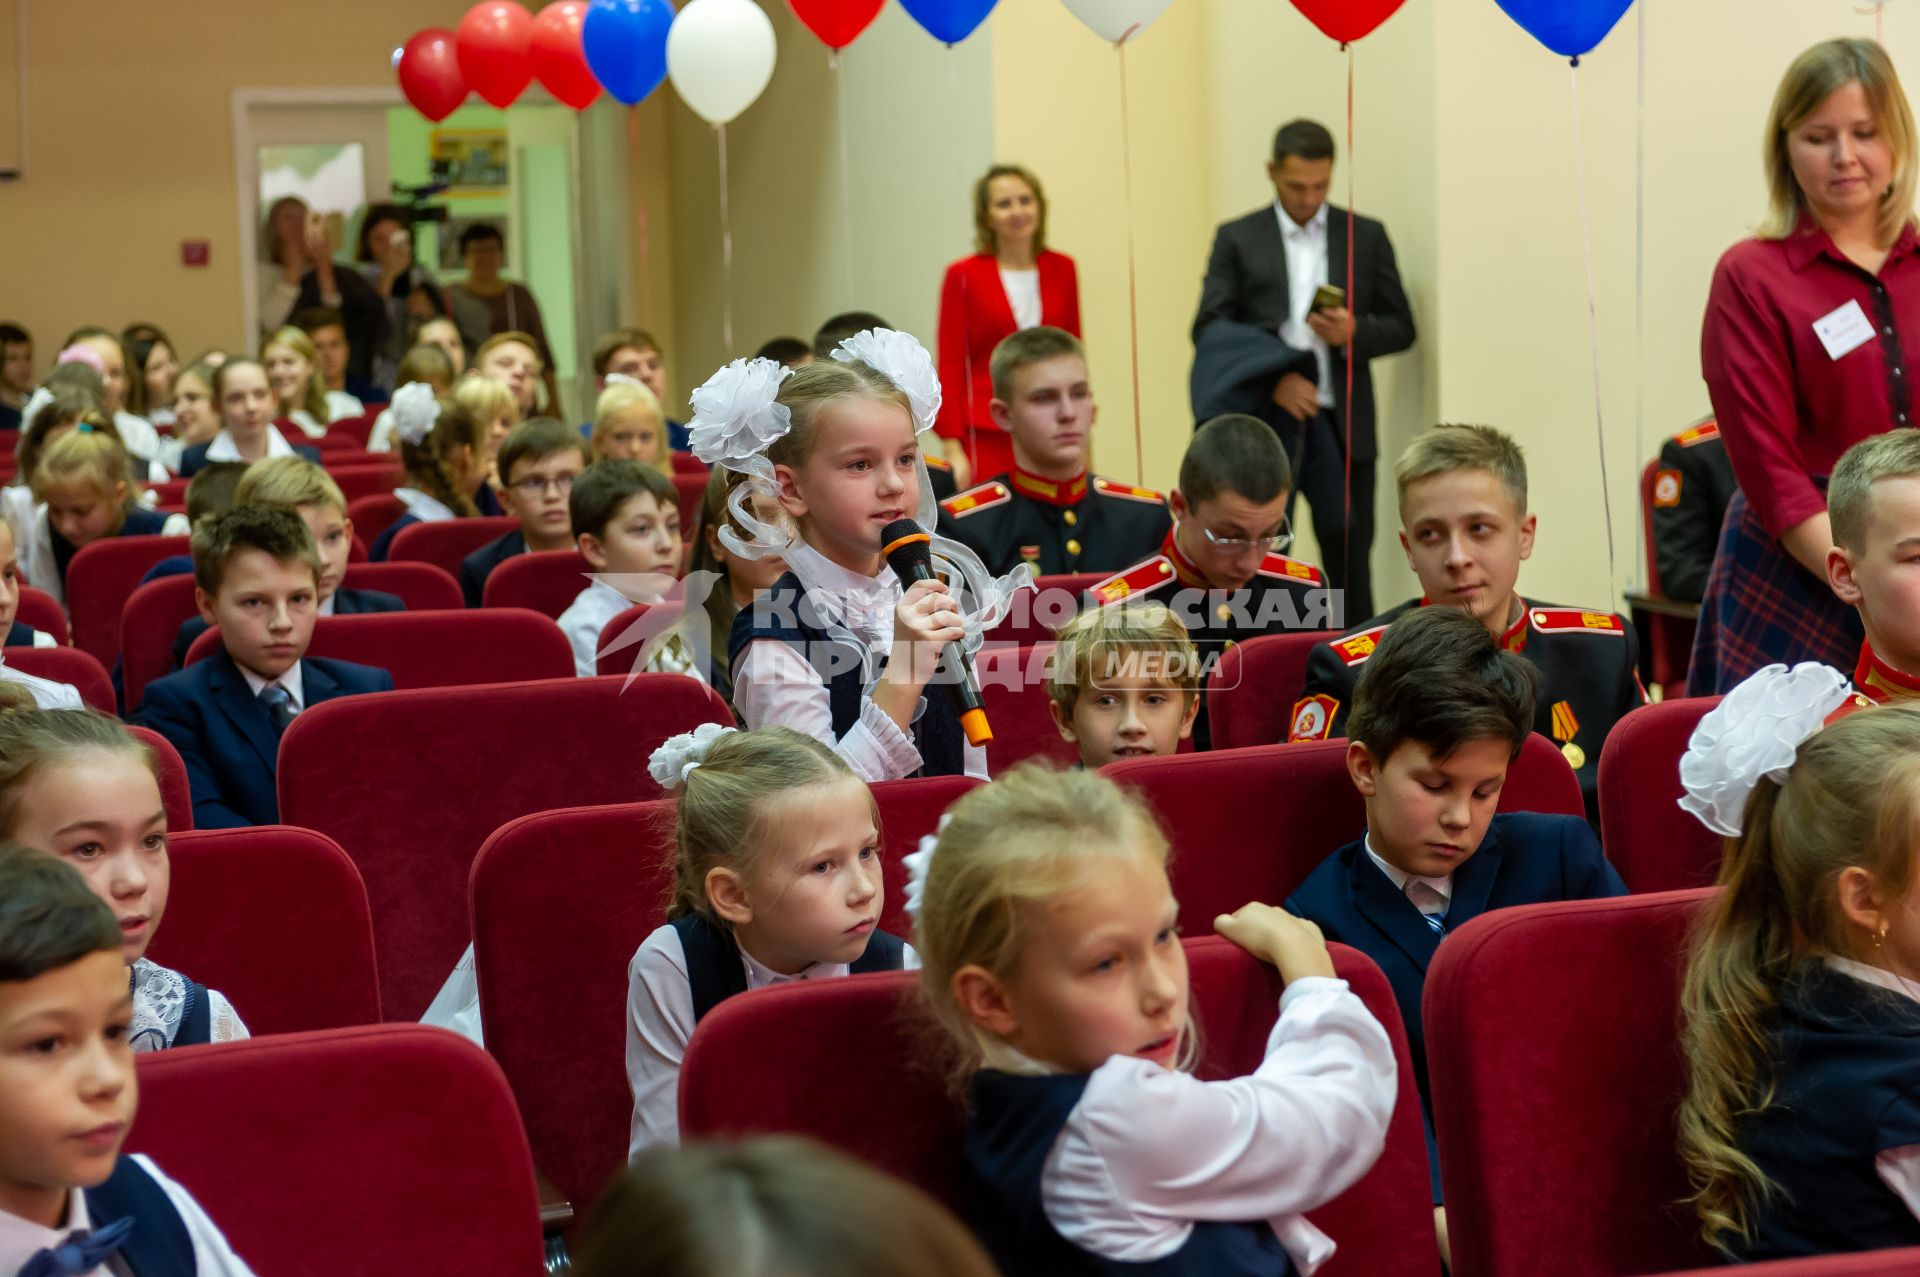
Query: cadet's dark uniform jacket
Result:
<box><xmin>1650</xmin><ymin>418</ymin><xmax>1738</xmax><ymax>603</ymax></box>
<box><xmin>938</xmin><ymin>468</ymin><xmax>1171</xmax><ymax>578</ymax></box>
<box><xmin>1290</xmin><ymin>598</ymin><xmax>1646</xmax><ymax>815</ymax></box>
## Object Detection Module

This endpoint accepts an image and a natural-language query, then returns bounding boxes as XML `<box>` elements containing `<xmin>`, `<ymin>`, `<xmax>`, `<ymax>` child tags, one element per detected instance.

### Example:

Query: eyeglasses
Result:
<box><xmin>1198</xmin><ymin>518</ymin><xmax>1293</xmax><ymax>553</ymax></box>
<box><xmin>510</xmin><ymin>474</ymin><xmax>575</xmax><ymax>497</ymax></box>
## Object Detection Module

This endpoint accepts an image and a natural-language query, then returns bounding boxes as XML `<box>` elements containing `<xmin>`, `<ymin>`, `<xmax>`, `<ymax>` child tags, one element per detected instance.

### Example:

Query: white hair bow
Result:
<box><xmin>685</xmin><ymin>357</ymin><xmax>795</xmax><ymax>562</ymax></box>
<box><xmin>389</xmin><ymin>381</ymin><xmax>441</xmax><ymax>448</ymax></box>
<box><xmin>646</xmin><ymin>722</ymin><xmax>737</xmax><ymax>792</ymax></box>
<box><xmin>1677</xmin><ymin>662</ymin><xmax>1854</xmax><ymax>837</ymax></box>
<box><xmin>902</xmin><ymin>813</ymin><xmax>955</xmax><ymax>921</ymax></box>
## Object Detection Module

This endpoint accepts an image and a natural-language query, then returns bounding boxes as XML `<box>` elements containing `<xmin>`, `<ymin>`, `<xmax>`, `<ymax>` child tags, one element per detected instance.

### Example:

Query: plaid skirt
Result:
<box><xmin>1686</xmin><ymin>488</ymin><xmax>1862</xmax><ymax>695</ymax></box>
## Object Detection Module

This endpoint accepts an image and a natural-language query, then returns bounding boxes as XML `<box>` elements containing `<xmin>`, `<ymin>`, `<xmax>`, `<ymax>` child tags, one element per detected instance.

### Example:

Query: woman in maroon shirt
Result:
<box><xmin>1692</xmin><ymin>38</ymin><xmax>1920</xmax><ymax>693</ymax></box>
<box><xmin>935</xmin><ymin>165</ymin><xmax>1082</xmax><ymax>489</ymax></box>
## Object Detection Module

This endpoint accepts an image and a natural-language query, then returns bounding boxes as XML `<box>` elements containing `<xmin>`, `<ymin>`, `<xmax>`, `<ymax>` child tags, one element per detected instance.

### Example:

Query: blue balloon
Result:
<box><xmin>897</xmin><ymin>0</ymin><xmax>997</xmax><ymax>45</ymax></box>
<box><xmin>583</xmin><ymin>0</ymin><xmax>676</xmax><ymax>106</ymax></box>
<box><xmin>1494</xmin><ymin>0</ymin><xmax>1633</xmax><ymax>59</ymax></box>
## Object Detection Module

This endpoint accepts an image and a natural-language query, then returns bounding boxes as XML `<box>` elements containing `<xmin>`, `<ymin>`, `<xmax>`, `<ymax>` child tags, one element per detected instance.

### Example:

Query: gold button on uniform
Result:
<box><xmin>1216</xmin><ymin>603</ymin><xmax>1233</xmax><ymax>622</ymax></box>
<box><xmin>1063</xmin><ymin>510</ymin><xmax>1078</xmax><ymax>526</ymax></box>
<box><xmin>1065</xmin><ymin>539</ymin><xmax>1081</xmax><ymax>557</ymax></box>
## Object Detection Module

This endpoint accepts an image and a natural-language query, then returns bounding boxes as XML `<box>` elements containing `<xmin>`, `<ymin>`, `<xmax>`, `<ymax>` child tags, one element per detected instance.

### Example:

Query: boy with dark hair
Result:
<box><xmin>1285</xmin><ymin>606</ymin><xmax>1625</xmax><ymax>1244</ymax></box>
<box><xmin>1082</xmin><ymin>413</ymin><xmax>1331</xmax><ymax>749</ymax></box>
<box><xmin>558</xmin><ymin>458</ymin><xmax>691</xmax><ymax>678</ymax></box>
<box><xmin>0</xmin><ymin>846</ymin><xmax>256</xmax><ymax>1273</ymax></box>
<box><xmin>461</xmin><ymin>417</ymin><xmax>591</xmax><ymax>607</ymax></box>
<box><xmin>937</xmin><ymin>326</ymin><xmax>1169</xmax><ymax>576</ymax></box>
<box><xmin>1290</xmin><ymin>423</ymin><xmax>1642</xmax><ymax>818</ymax></box>
<box><xmin>0</xmin><ymin>321</ymin><xmax>31</xmax><ymax>430</ymax></box>
<box><xmin>754</xmin><ymin>336</ymin><xmax>813</xmax><ymax>367</ymax></box>
<box><xmin>811</xmin><ymin>311</ymin><xmax>892</xmax><ymax>362</ymax></box>
<box><xmin>291</xmin><ymin>305</ymin><xmax>380</xmax><ymax>409</ymax></box>
<box><xmin>591</xmin><ymin>326</ymin><xmax>685</xmax><ymax>450</ymax></box>
<box><xmin>1650</xmin><ymin>417</ymin><xmax>1738</xmax><ymax>603</ymax></box>
<box><xmin>138</xmin><ymin>506</ymin><xmax>393</xmax><ymax>827</ymax></box>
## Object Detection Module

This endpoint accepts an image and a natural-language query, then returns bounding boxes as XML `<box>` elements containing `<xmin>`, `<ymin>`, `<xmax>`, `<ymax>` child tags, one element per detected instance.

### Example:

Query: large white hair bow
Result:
<box><xmin>902</xmin><ymin>812</ymin><xmax>955</xmax><ymax>921</ymax></box>
<box><xmin>389</xmin><ymin>382</ymin><xmax>441</xmax><ymax>448</ymax></box>
<box><xmin>685</xmin><ymin>358</ymin><xmax>795</xmax><ymax>562</ymax></box>
<box><xmin>647</xmin><ymin>722</ymin><xmax>737</xmax><ymax>792</ymax></box>
<box><xmin>1677</xmin><ymin>662</ymin><xmax>1853</xmax><ymax>837</ymax></box>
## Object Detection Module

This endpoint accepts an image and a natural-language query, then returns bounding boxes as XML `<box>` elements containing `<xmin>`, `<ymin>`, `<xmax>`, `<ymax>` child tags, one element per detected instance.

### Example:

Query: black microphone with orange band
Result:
<box><xmin>880</xmin><ymin>520</ymin><xmax>993</xmax><ymax>747</ymax></box>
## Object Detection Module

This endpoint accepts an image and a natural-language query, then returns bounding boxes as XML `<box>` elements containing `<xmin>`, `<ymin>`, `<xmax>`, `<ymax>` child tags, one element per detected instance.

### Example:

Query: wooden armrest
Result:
<box><xmin>1623</xmin><ymin>590</ymin><xmax>1702</xmax><ymax>622</ymax></box>
<box><xmin>536</xmin><ymin>1167</ymin><xmax>575</xmax><ymax>1232</ymax></box>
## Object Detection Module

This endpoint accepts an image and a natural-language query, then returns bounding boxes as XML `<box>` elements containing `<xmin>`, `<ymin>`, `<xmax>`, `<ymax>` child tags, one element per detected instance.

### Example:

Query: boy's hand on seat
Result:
<box><xmin>1215</xmin><ymin>903</ymin><xmax>1336</xmax><ymax>984</ymax></box>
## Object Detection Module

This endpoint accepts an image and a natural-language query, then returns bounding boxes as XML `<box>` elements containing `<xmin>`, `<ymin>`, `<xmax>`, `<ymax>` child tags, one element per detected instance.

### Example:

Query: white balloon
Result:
<box><xmin>667</xmin><ymin>0</ymin><xmax>777</xmax><ymax>126</ymax></box>
<box><xmin>1059</xmin><ymin>0</ymin><xmax>1175</xmax><ymax>43</ymax></box>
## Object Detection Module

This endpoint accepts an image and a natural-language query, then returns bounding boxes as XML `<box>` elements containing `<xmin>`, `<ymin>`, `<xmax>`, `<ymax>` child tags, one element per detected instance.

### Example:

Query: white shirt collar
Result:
<box><xmin>1825</xmin><ymin>955</ymin><xmax>1920</xmax><ymax>1005</ymax></box>
<box><xmin>739</xmin><ymin>942</ymin><xmax>848</xmax><ymax>992</ymax></box>
<box><xmin>1363</xmin><ymin>832</ymin><xmax>1452</xmax><ymax>906</ymax></box>
<box><xmin>318</xmin><ymin>591</ymin><xmax>336</xmax><ymax>617</ymax></box>
<box><xmin>205</xmin><ymin>424</ymin><xmax>295</xmax><ymax>463</ymax></box>
<box><xmin>394</xmin><ymin>487</ymin><xmax>456</xmax><ymax>522</ymax></box>
<box><xmin>0</xmin><ymin>1188</ymin><xmax>91</xmax><ymax>1273</ymax></box>
<box><xmin>239</xmin><ymin>660</ymin><xmax>305</xmax><ymax>710</ymax></box>
<box><xmin>1275</xmin><ymin>200</ymin><xmax>1327</xmax><ymax>240</ymax></box>
<box><xmin>783</xmin><ymin>541</ymin><xmax>899</xmax><ymax>640</ymax></box>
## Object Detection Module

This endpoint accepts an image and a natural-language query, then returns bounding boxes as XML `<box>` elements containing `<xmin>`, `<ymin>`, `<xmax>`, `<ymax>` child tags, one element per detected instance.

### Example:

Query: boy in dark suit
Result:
<box><xmin>460</xmin><ymin>417</ymin><xmax>588</xmax><ymax>607</ymax></box>
<box><xmin>139</xmin><ymin>505</ymin><xmax>393</xmax><ymax>828</ymax></box>
<box><xmin>1285</xmin><ymin>606</ymin><xmax>1625</xmax><ymax>1252</ymax></box>
<box><xmin>0</xmin><ymin>848</ymin><xmax>256</xmax><ymax>1274</ymax></box>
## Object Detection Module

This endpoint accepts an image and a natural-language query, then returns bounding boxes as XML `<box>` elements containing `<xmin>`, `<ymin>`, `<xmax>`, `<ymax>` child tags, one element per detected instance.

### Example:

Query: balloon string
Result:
<box><xmin>834</xmin><ymin>49</ymin><xmax>856</xmax><ymax>304</ymax></box>
<box><xmin>950</xmin><ymin>46</ymin><xmax>976</xmax><ymax>474</ymax></box>
<box><xmin>1117</xmin><ymin>40</ymin><xmax>1145</xmax><ymax>485</ymax></box>
<box><xmin>1570</xmin><ymin>61</ymin><xmax>1618</xmax><ymax>594</ymax></box>
<box><xmin>1343</xmin><ymin>42</ymin><xmax>1356</xmax><ymax>595</ymax></box>
<box><xmin>717</xmin><ymin>123</ymin><xmax>733</xmax><ymax>352</ymax></box>
<box><xmin>629</xmin><ymin>106</ymin><xmax>652</xmax><ymax>325</ymax></box>
<box><xmin>1632</xmin><ymin>0</ymin><xmax>1646</xmax><ymax>589</ymax></box>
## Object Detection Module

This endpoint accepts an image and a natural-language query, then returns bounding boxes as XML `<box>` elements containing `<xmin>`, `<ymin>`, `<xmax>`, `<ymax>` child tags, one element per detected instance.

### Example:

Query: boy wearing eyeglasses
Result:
<box><xmin>459</xmin><ymin>417</ymin><xmax>589</xmax><ymax>606</ymax></box>
<box><xmin>937</xmin><ymin>326</ymin><xmax>1168</xmax><ymax>577</ymax></box>
<box><xmin>1082</xmin><ymin>412</ymin><xmax>1332</xmax><ymax>749</ymax></box>
<box><xmin>1289</xmin><ymin>423</ymin><xmax>1643</xmax><ymax>819</ymax></box>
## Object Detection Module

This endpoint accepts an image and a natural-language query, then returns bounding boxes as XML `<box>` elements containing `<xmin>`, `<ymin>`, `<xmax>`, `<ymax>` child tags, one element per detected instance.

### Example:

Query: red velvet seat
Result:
<box><xmin>669</xmin><ymin>451</ymin><xmax>709</xmax><ymax>477</ymax></box>
<box><xmin>1102</xmin><ymin>736</ymin><xmax>1586</xmax><ymax>936</ymax></box>
<box><xmin>346</xmin><ymin>493</ymin><xmax>407</xmax><ymax>546</ymax></box>
<box><xmin>670</xmin><ymin>471</ymin><xmax>707</xmax><ymax>539</ymax></box>
<box><xmin>323</xmin><ymin>463</ymin><xmax>405</xmax><ymax>505</ymax></box>
<box><xmin>4</xmin><ymin>646</ymin><xmax>114</xmax><ymax>712</ymax></box>
<box><xmin>594</xmin><ymin>600</ymin><xmax>694</xmax><ymax>679</ymax></box>
<box><xmin>1654</xmin><ymin>1251</ymin><xmax>1920</xmax><ymax>1275</ymax></box>
<box><xmin>282</xmin><ymin>674</ymin><xmax>733</xmax><ymax>1019</ymax></box>
<box><xmin>983</xmin><ymin>571</ymin><xmax>1107</xmax><ymax>646</ymax></box>
<box><xmin>681</xmin><ymin>937</ymin><xmax>1440</xmax><ymax>1277</ymax></box>
<box><xmin>1425</xmin><ymin>889</ymin><xmax>1717</xmax><ymax>1277</ymax></box>
<box><xmin>128</xmin><ymin>725</ymin><xmax>193</xmax><ymax>831</ymax></box>
<box><xmin>149</xmin><ymin>478</ymin><xmax>190</xmax><ymax>507</ymax></box>
<box><xmin>1208</xmin><ymin>630</ymin><xmax>1336</xmax><ymax>751</ymax></box>
<box><xmin>10</xmin><ymin>585</ymin><xmax>67</xmax><ymax>642</ymax></box>
<box><xmin>470</xmin><ymin>773</ymin><xmax>978</xmax><ymax>1214</ymax></box>
<box><xmin>979</xmin><ymin>642</ymin><xmax>1079</xmax><ymax>770</ymax></box>
<box><xmin>314</xmin><ymin>432</ymin><xmax>368</xmax><ymax>456</ymax></box>
<box><xmin>1598</xmin><ymin>696</ymin><xmax>1723</xmax><ymax>893</ymax></box>
<box><xmin>325</xmin><ymin>412</ymin><xmax>379</xmax><ymax>448</ymax></box>
<box><xmin>338</xmin><ymin>560</ymin><xmax>463</xmax><ymax>610</ymax></box>
<box><xmin>66</xmin><ymin>534</ymin><xmax>190</xmax><ymax>665</ymax></box>
<box><xmin>185</xmin><ymin>607</ymin><xmax>575</xmax><ymax>690</ymax></box>
<box><xmin>481</xmin><ymin>548</ymin><xmax>595</xmax><ymax>618</ymax></box>
<box><xmin>128</xmin><ymin>1024</ymin><xmax>544</xmax><ymax>1276</ymax></box>
<box><xmin>388</xmin><ymin>515</ymin><xmax>520</xmax><ymax>584</ymax></box>
<box><xmin>147</xmin><ymin>827</ymin><xmax>380</xmax><ymax>1034</ymax></box>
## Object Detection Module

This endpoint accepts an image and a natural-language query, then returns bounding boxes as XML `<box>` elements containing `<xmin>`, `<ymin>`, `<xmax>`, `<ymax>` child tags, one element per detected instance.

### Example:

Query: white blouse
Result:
<box><xmin>1001</xmin><ymin>267</ymin><xmax>1042</xmax><ymax>330</ymax></box>
<box><xmin>129</xmin><ymin>958</ymin><xmax>249</xmax><ymax>1053</ymax></box>
<box><xmin>393</xmin><ymin>487</ymin><xmax>457</xmax><ymax>523</ymax></box>
<box><xmin>1025</xmin><ymin>976</ymin><xmax>1396</xmax><ymax>1274</ymax></box>
<box><xmin>204</xmin><ymin>425</ymin><xmax>300</xmax><ymax>464</ymax></box>
<box><xmin>0</xmin><ymin>1154</ymin><xmax>257</xmax><ymax>1276</ymax></box>
<box><xmin>730</xmin><ymin>541</ymin><xmax>987</xmax><ymax>783</ymax></box>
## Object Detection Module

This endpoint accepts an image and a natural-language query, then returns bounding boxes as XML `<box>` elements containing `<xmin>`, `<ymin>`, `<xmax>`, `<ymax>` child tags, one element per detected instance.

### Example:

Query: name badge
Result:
<box><xmin>1814</xmin><ymin>299</ymin><xmax>1876</xmax><ymax>361</ymax></box>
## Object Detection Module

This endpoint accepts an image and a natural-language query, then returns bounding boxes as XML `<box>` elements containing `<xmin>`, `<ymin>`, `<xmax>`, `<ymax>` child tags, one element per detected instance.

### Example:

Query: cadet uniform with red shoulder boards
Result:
<box><xmin>1650</xmin><ymin>418</ymin><xmax>1739</xmax><ymax>604</ymax></box>
<box><xmin>938</xmin><ymin>467</ymin><xmax>1171</xmax><ymax>577</ymax></box>
<box><xmin>1289</xmin><ymin>599</ymin><xmax>1646</xmax><ymax>815</ymax></box>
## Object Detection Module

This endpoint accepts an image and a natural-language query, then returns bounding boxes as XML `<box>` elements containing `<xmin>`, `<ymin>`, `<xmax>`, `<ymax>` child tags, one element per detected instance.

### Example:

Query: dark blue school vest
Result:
<box><xmin>727</xmin><ymin>571</ymin><xmax>965</xmax><ymax>778</ymax></box>
<box><xmin>82</xmin><ymin>1156</ymin><xmax>197</xmax><ymax>1276</ymax></box>
<box><xmin>668</xmin><ymin>912</ymin><xmax>905</xmax><ymax>1023</ymax></box>
<box><xmin>1731</xmin><ymin>964</ymin><xmax>1920</xmax><ymax>1261</ymax></box>
<box><xmin>50</xmin><ymin>507</ymin><xmax>169</xmax><ymax>588</ymax></box>
<box><xmin>964</xmin><ymin>1070</ymin><xmax>1296</xmax><ymax>1276</ymax></box>
<box><xmin>131</xmin><ymin>966</ymin><xmax>213</xmax><ymax>1051</ymax></box>
<box><xmin>4</xmin><ymin>620</ymin><xmax>37</xmax><ymax>646</ymax></box>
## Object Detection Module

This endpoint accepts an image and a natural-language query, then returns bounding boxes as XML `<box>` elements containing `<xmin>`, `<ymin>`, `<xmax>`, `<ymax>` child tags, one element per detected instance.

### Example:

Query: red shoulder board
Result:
<box><xmin>1331</xmin><ymin>623</ymin><xmax>1391</xmax><ymax>667</ymax></box>
<box><xmin>1672</xmin><ymin>419</ymin><xmax>1720</xmax><ymax>449</ymax></box>
<box><xmin>1088</xmin><ymin>556</ymin><xmax>1176</xmax><ymax>607</ymax></box>
<box><xmin>1529</xmin><ymin>608</ymin><xmax>1627</xmax><ymax>636</ymax></box>
<box><xmin>925</xmin><ymin>453</ymin><xmax>953</xmax><ymax>472</ymax></box>
<box><xmin>1256</xmin><ymin>553</ymin><xmax>1325</xmax><ymax>587</ymax></box>
<box><xmin>940</xmin><ymin>481</ymin><xmax>1011</xmax><ymax>520</ymax></box>
<box><xmin>1092</xmin><ymin>476</ymin><xmax>1166</xmax><ymax>505</ymax></box>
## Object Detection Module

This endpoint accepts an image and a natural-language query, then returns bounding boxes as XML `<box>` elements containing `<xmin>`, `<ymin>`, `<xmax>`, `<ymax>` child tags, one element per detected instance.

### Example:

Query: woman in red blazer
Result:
<box><xmin>936</xmin><ymin>164</ymin><xmax>1082</xmax><ymax>487</ymax></box>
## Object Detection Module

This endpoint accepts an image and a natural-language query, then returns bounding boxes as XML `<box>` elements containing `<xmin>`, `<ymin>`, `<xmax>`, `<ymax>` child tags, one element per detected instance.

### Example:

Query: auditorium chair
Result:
<box><xmin>481</xmin><ymin>548</ymin><xmax>594</xmax><ymax>618</ymax></box>
<box><xmin>1208</xmin><ymin>629</ymin><xmax>1340</xmax><ymax>750</ymax></box>
<box><xmin>324</xmin><ymin>411</ymin><xmax>380</xmax><ymax>448</ymax></box>
<box><xmin>149</xmin><ymin>478</ymin><xmax>189</xmax><ymax>507</ymax></box>
<box><xmin>184</xmin><ymin>607</ymin><xmax>574</xmax><ymax>691</ymax></box>
<box><xmin>1655</xmin><ymin>1251</ymin><xmax>1920</xmax><ymax>1275</ymax></box>
<box><xmin>1103</xmin><ymin>736</ymin><xmax>1586</xmax><ymax>936</ymax></box>
<box><xmin>3</xmin><ymin>645</ymin><xmax>113</xmax><ymax>712</ymax></box>
<box><xmin>148</xmin><ymin>826</ymin><xmax>380</xmax><ymax>1033</ymax></box>
<box><xmin>983</xmin><ymin>570</ymin><xmax>1108</xmax><ymax>647</ymax></box>
<box><xmin>127</xmin><ymin>725</ymin><xmax>192</xmax><ymax>831</ymax></box>
<box><xmin>65</xmin><ymin>534</ymin><xmax>189</xmax><ymax>665</ymax></box>
<box><xmin>323</xmin><ymin>462</ymin><xmax>406</xmax><ymax>505</ymax></box>
<box><xmin>120</xmin><ymin>562</ymin><xmax>464</xmax><ymax>712</ymax></box>
<box><xmin>669</xmin><ymin>451</ymin><xmax>709</xmax><ymax>477</ymax></box>
<box><xmin>978</xmin><ymin>642</ymin><xmax>1080</xmax><ymax>770</ymax></box>
<box><xmin>9</xmin><ymin>584</ymin><xmax>68</xmax><ymax>641</ymax></box>
<box><xmin>469</xmin><ymin>774</ymin><xmax>979</xmax><ymax>1217</ymax></box>
<box><xmin>681</xmin><ymin>937</ymin><xmax>1442</xmax><ymax>1277</ymax></box>
<box><xmin>594</xmin><ymin>600</ymin><xmax>693</xmax><ymax>679</ymax></box>
<box><xmin>346</xmin><ymin>493</ymin><xmax>406</xmax><ymax>545</ymax></box>
<box><xmin>127</xmin><ymin>1024</ymin><xmax>544</xmax><ymax>1276</ymax></box>
<box><xmin>670</xmin><ymin>471</ymin><xmax>707</xmax><ymax>538</ymax></box>
<box><xmin>1425</xmin><ymin>889</ymin><xmax>1718</xmax><ymax>1277</ymax></box>
<box><xmin>280</xmin><ymin>674</ymin><xmax>733</xmax><ymax>1019</ymax></box>
<box><xmin>1597</xmin><ymin>696</ymin><xmax>1724</xmax><ymax>893</ymax></box>
<box><xmin>387</xmin><ymin>515</ymin><xmax>520</xmax><ymax>584</ymax></box>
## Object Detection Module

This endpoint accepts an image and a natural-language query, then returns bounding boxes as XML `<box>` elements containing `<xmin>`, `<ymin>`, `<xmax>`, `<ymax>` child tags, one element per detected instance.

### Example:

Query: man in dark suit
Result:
<box><xmin>1282</xmin><ymin>607</ymin><xmax>1625</xmax><ymax>1231</ymax></box>
<box><xmin>1193</xmin><ymin>118</ymin><xmax>1417</xmax><ymax>620</ymax></box>
<box><xmin>139</xmin><ymin>506</ymin><xmax>393</xmax><ymax>828</ymax></box>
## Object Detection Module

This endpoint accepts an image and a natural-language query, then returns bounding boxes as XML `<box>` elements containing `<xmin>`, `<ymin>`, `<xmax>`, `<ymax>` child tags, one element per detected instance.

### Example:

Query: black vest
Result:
<box><xmin>4</xmin><ymin>620</ymin><xmax>36</xmax><ymax>646</ymax></box>
<box><xmin>83</xmin><ymin>1156</ymin><xmax>198</xmax><ymax>1276</ymax></box>
<box><xmin>669</xmin><ymin>912</ymin><xmax>906</xmax><ymax>1023</ymax></box>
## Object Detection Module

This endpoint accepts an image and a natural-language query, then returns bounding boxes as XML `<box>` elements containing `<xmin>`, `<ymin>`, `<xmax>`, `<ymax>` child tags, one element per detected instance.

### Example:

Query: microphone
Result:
<box><xmin>880</xmin><ymin>519</ymin><xmax>993</xmax><ymax>747</ymax></box>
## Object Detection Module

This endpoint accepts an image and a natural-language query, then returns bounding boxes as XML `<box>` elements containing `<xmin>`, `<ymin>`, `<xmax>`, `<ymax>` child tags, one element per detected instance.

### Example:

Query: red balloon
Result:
<box><xmin>1288</xmin><ymin>0</ymin><xmax>1407</xmax><ymax>43</ymax></box>
<box><xmin>530</xmin><ymin>1</ymin><xmax>600</xmax><ymax>109</ymax></box>
<box><xmin>787</xmin><ymin>0</ymin><xmax>886</xmax><ymax>50</ymax></box>
<box><xmin>398</xmin><ymin>29</ymin><xmax>470</xmax><ymax>122</ymax></box>
<box><xmin>457</xmin><ymin>1</ymin><xmax>535</xmax><ymax>108</ymax></box>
